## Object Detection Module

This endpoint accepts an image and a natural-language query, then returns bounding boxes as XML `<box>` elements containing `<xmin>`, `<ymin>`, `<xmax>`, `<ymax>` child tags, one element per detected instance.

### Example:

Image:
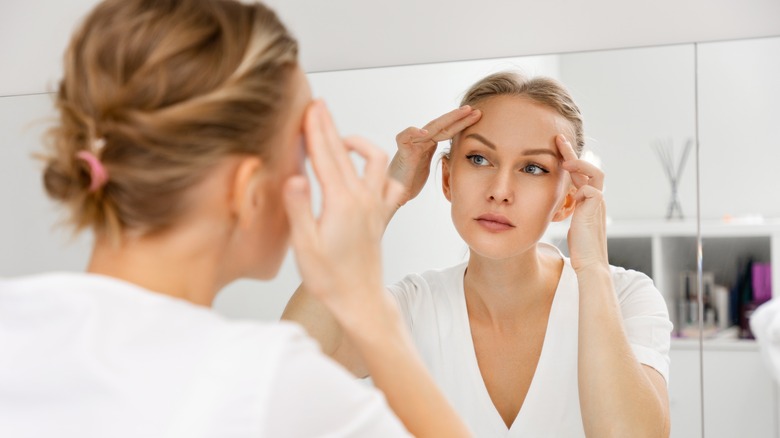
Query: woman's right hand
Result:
<box><xmin>282</xmin><ymin>100</ymin><xmax>472</xmax><ymax>438</ymax></box>
<box><xmin>282</xmin><ymin>100</ymin><xmax>404</xmax><ymax>333</ymax></box>
<box><xmin>388</xmin><ymin>106</ymin><xmax>481</xmax><ymax>212</ymax></box>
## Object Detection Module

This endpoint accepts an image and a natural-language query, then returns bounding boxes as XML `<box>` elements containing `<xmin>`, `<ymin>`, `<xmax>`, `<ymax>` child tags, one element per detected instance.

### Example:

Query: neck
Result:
<box><xmin>463</xmin><ymin>244</ymin><xmax>562</xmax><ymax>326</ymax></box>
<box><xmin>86</xmin><ymin>220</ymin><xmax>234</xmax><ymax>307</ymax></box>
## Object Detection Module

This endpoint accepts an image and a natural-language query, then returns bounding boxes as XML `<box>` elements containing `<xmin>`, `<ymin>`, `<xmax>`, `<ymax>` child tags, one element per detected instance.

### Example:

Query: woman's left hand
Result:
<box><xmin>556</xmin><ymin>134</ymin><xmax>609</xmax><ymax>273</ymax></box>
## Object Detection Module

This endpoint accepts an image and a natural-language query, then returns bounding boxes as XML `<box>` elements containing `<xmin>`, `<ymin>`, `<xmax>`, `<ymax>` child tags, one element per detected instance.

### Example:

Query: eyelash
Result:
<box><xmin>465</xmin><ymin>154</ymin><xmax>550</xmax><ymax>175</ymax></box>
<box><xmin>466</xmin><ymin>154</ymin><xmax>489</xmax><ymax>166</ymax></box>
<box><xmin>523</xmin><ymin>164</ymin><xmax>550</xmax><ymax>175</ymax></box>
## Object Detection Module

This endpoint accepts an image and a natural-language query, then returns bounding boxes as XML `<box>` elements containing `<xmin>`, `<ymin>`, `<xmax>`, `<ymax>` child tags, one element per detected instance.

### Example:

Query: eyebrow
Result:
<box><xmin>465</xmin><ymin>133</ymin><xmax>559</xmax><ymax>158</ymax></box>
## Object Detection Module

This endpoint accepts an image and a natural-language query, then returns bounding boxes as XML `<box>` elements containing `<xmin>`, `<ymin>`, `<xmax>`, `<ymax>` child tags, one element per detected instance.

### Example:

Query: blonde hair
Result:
<box><xmin>42</xmin><ymin>0</ymin><xmax>298</xmax><ymax>239</ymax></box>
<box><xmin>459</xmin><ymin>71</ymin><xmax>584</xmax><ymax>156</ymax></box>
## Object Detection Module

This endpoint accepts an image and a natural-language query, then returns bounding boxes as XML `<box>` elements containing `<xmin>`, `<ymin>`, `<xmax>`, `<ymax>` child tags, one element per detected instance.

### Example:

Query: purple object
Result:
<box><xmin>752</xmin><ymin>263</ymin><xmax>773</xmax><ymax>304</ymax></box>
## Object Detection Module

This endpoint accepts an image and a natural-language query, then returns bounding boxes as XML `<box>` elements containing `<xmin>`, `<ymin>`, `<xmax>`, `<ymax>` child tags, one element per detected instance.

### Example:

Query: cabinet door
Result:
<box><xmin>670</xmin><ymin>347</ymin><xmax>703</xmax><ymax>437</ymax></box>
<box><xmin>703</xmin><ymin>348</ymin><xmax>776</xmax><ymax>438</ymax></box>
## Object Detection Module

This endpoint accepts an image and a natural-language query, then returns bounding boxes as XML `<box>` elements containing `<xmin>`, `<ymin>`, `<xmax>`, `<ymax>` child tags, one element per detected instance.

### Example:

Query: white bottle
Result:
<box><xmin>714</xmin><ymin>285</ymin><xmax>730</xmax><ymax>331</ymax></box>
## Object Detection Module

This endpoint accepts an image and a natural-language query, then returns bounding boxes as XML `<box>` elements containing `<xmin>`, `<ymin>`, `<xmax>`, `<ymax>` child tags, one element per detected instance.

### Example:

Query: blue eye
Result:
<box><xmin>466</xmin><ymin>154</ymin><xmax>490</xmax><ymax>166</ymax></box>
<box><xmin>523</xmin><ymin>164</ymin><xmax>549</xmax><ymax>175</ymax></box>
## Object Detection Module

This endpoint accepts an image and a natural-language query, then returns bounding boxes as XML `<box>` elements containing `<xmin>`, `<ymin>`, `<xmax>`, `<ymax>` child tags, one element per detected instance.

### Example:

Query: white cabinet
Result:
<box><xmin>671</xmin><ymin>340</ymin><xmax>778</xmax><ymax>438</ymax></box>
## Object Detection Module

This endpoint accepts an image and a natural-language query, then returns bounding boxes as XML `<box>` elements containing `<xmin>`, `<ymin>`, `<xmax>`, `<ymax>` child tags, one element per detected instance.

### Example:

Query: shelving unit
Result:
<box><xmin>543</xmin><ymin>219</ymin><xmax>779</xmax><ymax>337</ymax></box>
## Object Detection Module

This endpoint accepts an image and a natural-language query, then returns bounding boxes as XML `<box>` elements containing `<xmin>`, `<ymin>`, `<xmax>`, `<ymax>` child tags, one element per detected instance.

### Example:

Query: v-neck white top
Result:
<box><xmin>387</xmin><ymin>245</ymin><xmax>672</xmax><ymax>437</ymax></box>
<box><xmin>0</xmin><ymin>272</ymin><xmax>410</xmax><ymax>438</ymax></box>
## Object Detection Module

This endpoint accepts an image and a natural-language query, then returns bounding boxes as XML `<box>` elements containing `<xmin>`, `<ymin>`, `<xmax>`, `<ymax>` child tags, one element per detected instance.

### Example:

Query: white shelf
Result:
<box><xmin>672</xmin><ymin>338</ymin><xmax>760</xmax><ymax>351</ymax></box>
<box><xmin>546</xmin><ymin>218</ymin><xmax>780</xmax><ymax>238</ymax></box>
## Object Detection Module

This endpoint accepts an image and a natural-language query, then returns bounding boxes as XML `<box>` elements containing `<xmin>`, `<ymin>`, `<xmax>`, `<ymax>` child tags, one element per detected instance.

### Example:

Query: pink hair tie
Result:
<box><xmin>76</xmin><ymin>149</ymin><xmax>109</xmax><ymax>193</ymax></box>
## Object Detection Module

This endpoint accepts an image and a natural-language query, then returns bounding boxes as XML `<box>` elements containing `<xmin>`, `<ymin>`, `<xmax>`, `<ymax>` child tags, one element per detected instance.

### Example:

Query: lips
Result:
<box><xmin>475</xmin><ymin>213</ymin><xmax>515</xmax><ymax>231</ymax></box>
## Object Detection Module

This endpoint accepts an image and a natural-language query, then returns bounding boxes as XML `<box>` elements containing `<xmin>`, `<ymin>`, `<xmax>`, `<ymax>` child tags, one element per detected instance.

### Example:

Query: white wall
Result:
<box><xmin>559</xmin><ymin>44</ymin><xmax>697</xmax><ymax>221</ymax></box>
<box><xmin>2</xmin><ymin>0</ymin><xmax>780</xmax><ymax>96</ymax></box>
<box><xmin>0</xmin><ymin>94</ymin><xmax>93</xmax><ymax>274</ymax></box>
<box><xmin>698</xmin><ymin>36</ymin><xmax>780</xmax><ymax>221</ymax></box>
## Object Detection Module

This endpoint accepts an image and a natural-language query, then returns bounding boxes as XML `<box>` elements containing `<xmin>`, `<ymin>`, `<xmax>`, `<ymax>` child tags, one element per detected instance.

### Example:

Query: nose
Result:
<box><xmin>487</xmin><ymin>170</ymin><xmax>513</xmax><ymax>204</ymax></box>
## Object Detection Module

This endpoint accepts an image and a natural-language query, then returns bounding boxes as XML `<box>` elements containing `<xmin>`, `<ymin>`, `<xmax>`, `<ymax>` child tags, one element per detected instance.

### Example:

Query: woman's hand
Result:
<box><xmin>556</xmin><ymin>134</ymin><xmax>609</xmax><ymax>273</ymax></box>
<box><xmin>388</xmin><ymin>106</ymin><xmax>481</xmax><ymax>212</ymax></box>
<box><xmin>560</xmin><ymin>133</ymin><xmax>671</xmax><ymax>437</ymax></box>
<box><xmin>283</xmin><ymin>101</ymin><xmax>472</xmax><ymax>438</ymax></box>
<box><xmin>282</xmin><ymin>100</ymin><xmax>405</xmax><ymax>332</ymax></box>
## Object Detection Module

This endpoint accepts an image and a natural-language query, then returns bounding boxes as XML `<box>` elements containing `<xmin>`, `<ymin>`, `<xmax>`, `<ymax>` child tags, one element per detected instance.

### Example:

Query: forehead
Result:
<box><xmin>290</xmin><ymin>68</ymin><xmax>313</xmax><ymax>115</ymax></box>
<box><xmin>269</xmin><ymin>68</ymin><xmax>310</xmax><ymax>162</ymax></box>
<box><xmin>463</xmin><ymin>95</ymin><xmax>574</xmax><ymax>145</ymax></box>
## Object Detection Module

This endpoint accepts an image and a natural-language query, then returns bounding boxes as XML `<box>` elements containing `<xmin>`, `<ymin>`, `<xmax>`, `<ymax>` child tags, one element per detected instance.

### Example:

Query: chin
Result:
<box><xmin>468</xmin><ymin>245</ymin><xmax>520</xmax><ymax>261</ymax></box>
<box><xmin>460</xmin><ymin>231</ymin><xmax>537</xmax><ymax>261</ymax></box>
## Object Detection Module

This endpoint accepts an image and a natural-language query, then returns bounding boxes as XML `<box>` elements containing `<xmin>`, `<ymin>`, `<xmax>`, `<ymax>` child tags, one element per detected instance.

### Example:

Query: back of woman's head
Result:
<box><xmin>43</xmin><ymin>0</ymin><xmax>298</xmax><ymax>239</ymax></box>
<box><xmin>460</xmin><ymin>71</ymin><xmax>584</xmax><ymax>156</ymax></box>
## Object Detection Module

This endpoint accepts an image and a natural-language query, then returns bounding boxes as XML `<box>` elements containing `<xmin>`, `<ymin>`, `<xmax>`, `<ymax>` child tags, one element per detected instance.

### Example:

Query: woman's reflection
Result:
<box><xmin>284</xmin><ymin>71</ymin><xmax>673</xmax><ymax>437</ymax></box>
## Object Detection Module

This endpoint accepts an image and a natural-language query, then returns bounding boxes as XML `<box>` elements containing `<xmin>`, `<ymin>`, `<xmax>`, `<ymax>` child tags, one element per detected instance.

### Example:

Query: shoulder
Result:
<box><xmin>560</xmin><ymin>263</ymin><xmax>674</xmax><ymax>383</ymax></box>
<box><xmin>609</xmin><ymin>264</ymin><xmax>654</xmax><ymax>292</ymax></box>
<box><xmin>607</xmin><ymin>265</ymin><xmax>669</xmax><ymax>318</ymax></box>
<box><xmin>387</xmin><ymin>262</ymin><xmax>467</xmax><ymax>315</ymax></box>
<box><xmin>0</xmin><ymin>271</ymin><xmax>311</xmax><ymax>369</ymax></box>
<box><xmin>388</xmin><ymin>262</ymin><xmax>466</xmax><ymax>296</ymax></box>
<box><xmin>385</xmin><ymin>263</ymin><xmax>467</xmax><ymax>332</ymax></box>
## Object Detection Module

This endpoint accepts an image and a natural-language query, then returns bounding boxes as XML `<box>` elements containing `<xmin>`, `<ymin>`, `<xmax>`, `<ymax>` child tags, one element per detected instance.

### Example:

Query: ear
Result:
<box><xmin>231</xmin><ymin>156</ymin><xmax>265</xmax><ymax>230</ymax></box>
<box><xmin>552</xmin><ymin>186</ymin><xmax>577</xmax><ymax>222</ymax></box>
<box><xmin>441</xmin><ymin>157</ymin><xmax>452</xmax><ymax>202</ymax></box>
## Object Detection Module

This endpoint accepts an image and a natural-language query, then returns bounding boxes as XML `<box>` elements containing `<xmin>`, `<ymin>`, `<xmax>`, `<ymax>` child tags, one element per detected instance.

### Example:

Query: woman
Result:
<box><xmin>284</xmin><ymin>72</ymin><xmax>673</xmax><ymax>437</ymax></box>
<box><xmin>0</xmin><ymin>0</ymin><xmax>470</xmax><ymax>437</ymax></box>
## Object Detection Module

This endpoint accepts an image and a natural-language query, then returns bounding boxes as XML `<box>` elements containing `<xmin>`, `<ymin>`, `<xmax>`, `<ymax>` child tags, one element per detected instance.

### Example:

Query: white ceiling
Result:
<box><xmin>2</xmin><ymin>0</ymin><xmax>780</xmax><ymax>97</ymax></box>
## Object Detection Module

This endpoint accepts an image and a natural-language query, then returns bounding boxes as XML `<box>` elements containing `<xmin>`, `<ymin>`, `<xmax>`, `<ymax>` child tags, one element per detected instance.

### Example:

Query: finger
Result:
<box><xmin>314</xmin><ymin>100</ymin><xmax>357</xmax><ymax>187</ymax></box>
<box><xmin>556</xmin><ymin>134</ymin><xmax>579</xmax><ymax>162</ymax></box>
<box><xmin>343</xmin><ymin>136</ymin><xmax>389</xmax><ymax>192</ymax></box>
<box><xmin>282</xmin><ymin>176</ymin><xmax>318</xmax><ymax>253</ymax></box>
<box><xmin>418</xmin><ymin>105</ymin><xmax>481</xmax><ymax>143</ymax></box>
<box><xmin>304</xmin><ymin>101</ymin><xmax>346</xmax><ymax>191</ymax></box>
<box><xmin>427</xmin><ymin>109</ymin><xmax>482</xmax><ymax>143</ymax></box>
<box><xmin>562</xmin><ymin>159</ymin><xmax>605</xmax><ymax>191</ymax></box>
<box><xmin>572</xmin><ymin>184</ymin><xmax>604</xmax><ymax>205</ymax></box>
<box><xmin>555</xmin><ymin>134</ymin><xmax>589</xmax><ymax>187</ymax></box>
<box><xmin>396</xmin><ymin>126</ymin><xmax>431</xmax><ymax>146</ymax></box>
<box><xmin>317</xmin><ymin>101</ymin><xmax>361</xmax><ymax>186</ymax></box>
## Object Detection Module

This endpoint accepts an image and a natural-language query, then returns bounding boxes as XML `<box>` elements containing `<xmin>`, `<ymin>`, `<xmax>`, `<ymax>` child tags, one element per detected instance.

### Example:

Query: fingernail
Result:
<box><xmin>558</xmin><ymin>134</ymin><xmax>568</xmax><ymax>143</ymax></box>
<box><xmin>461</xmin><ymin>105</ymin><xmax>471</xmax><ymax>111</ymax></box>
<box><xmin>420</xmin><ymin>128</ymin><xmax>429</xmax><ymax>134</ymax></box>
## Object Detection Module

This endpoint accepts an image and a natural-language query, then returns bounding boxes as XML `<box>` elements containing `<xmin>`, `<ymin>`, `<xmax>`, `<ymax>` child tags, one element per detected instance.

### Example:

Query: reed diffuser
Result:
<box><xmin>652</xmin><ymin>137</ymin><xmax>692</xmax><ymax>220</ymax></box>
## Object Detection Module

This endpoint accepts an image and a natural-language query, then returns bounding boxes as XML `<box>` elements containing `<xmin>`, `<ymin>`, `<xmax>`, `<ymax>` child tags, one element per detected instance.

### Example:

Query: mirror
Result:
<box><xmin>289</xmin><ymin>44</ymin><xmax>698</xmax><ymax>435</ymax></box>
<box><xmin>695</xmin><ymin>35</ymin><xmax>780</xmax><ymax>438</ymax></box>
<box><xmin>1</xmin><ymin>35</ymin><xmax>776</xmax><ymax>438</ymax></box>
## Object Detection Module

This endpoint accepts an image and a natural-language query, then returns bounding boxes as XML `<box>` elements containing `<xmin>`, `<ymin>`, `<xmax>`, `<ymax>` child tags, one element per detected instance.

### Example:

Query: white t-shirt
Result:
<box><xmin>750</xmin><ymin>299</ymin><xmax>780</xmax><ymax>384</ymax></box>
<box><xmin>387</xmin><ymin>245</ymin><xmax>672</xmax><ymax>437</ymax></box>
<box><xmin>0</xmin><ymin>272</ymin><xmax>410</xmax><ymax>438</ymax></box>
